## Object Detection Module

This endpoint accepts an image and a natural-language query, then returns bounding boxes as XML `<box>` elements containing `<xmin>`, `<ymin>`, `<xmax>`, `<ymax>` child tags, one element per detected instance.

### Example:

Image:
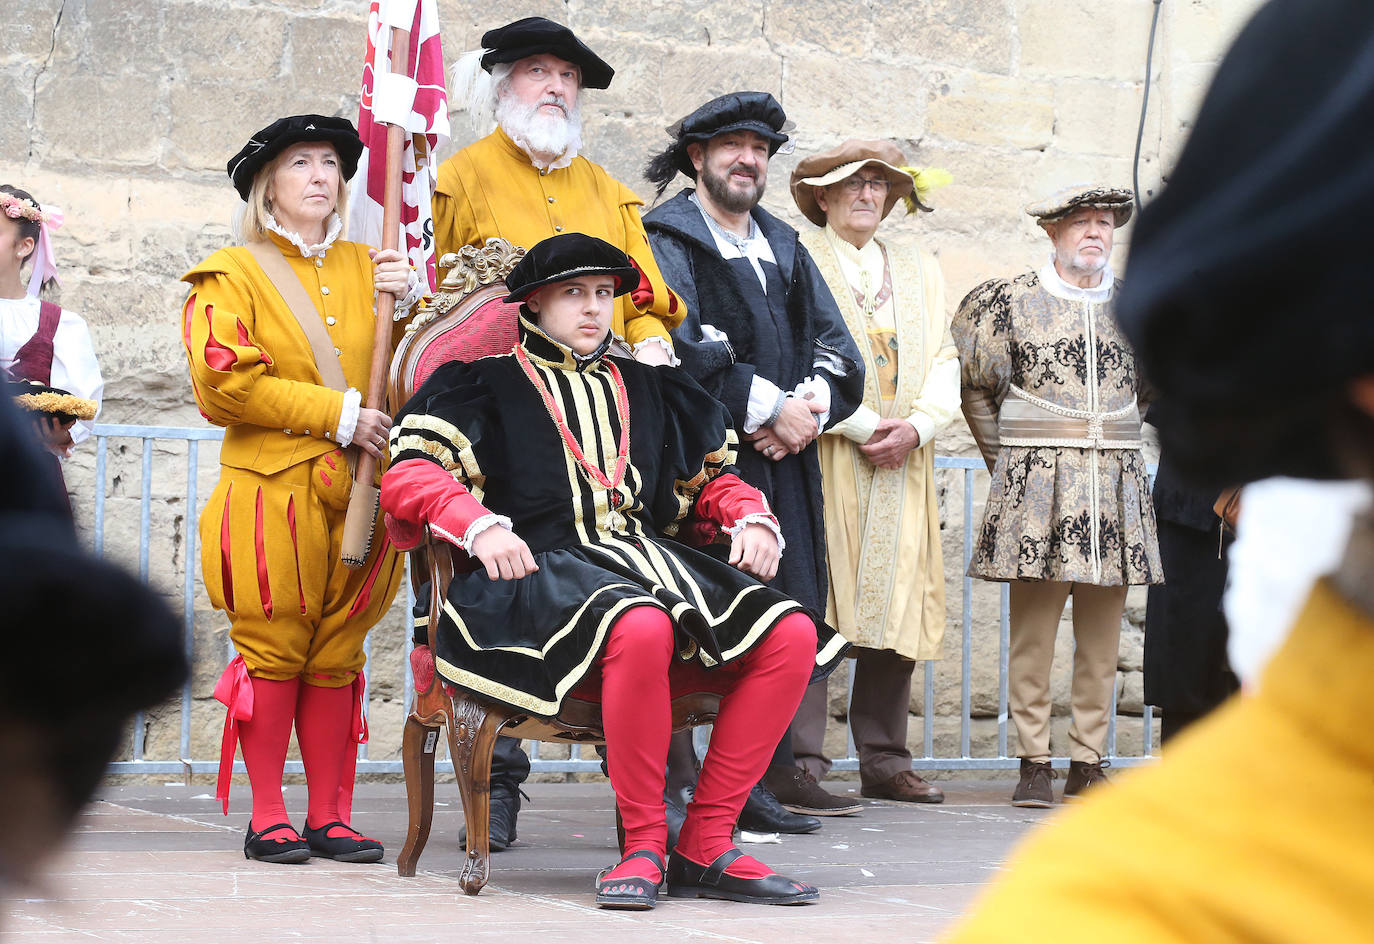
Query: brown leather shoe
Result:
<box><xmin>1063</xmin><ymin>760</ymin><xmax>1111</xmax><ymax>799</ymax></box>
<box><xmin>860</xmin><ymin>770</ymin><xmax>945</xmax><ymax>804</ymax></box>
<box><xmin>761</xmin><ymin>765</ymin><xmax>863</xmax><ymax>816</ymax></box>
<box><xmin>1011</xmin><ymin>759</ymin><xmax>1055</xmax><ymax>808</ymax></box>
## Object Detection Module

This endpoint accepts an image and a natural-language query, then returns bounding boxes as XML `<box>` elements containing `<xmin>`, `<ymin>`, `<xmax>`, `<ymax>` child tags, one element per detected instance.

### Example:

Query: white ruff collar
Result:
<box><xmin>265</xmin><ymin>212</ymin><xmax>342</xmax><ymax>258</ymax></box>
<box><xmin>1039</xmin><ymin>256</ymin><xmax>1114</xmax><ymax>303</ymax></box>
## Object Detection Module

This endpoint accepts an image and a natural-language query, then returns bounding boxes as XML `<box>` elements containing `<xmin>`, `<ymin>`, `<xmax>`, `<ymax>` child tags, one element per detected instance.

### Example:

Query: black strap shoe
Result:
<box><xmin>665</xmin><ymin>848</ymin><xmax>819</xmax><ymax>905</ymax></box>
<box><xmin>302</xmin><ymin>821</ymin><xmax>384</xmax><ymax>863</ymax></box>
<box><xmin>244</xmin><ymin>822</ymin><xmax>311</xmax><ymax>864</ymax></box>
<box><xmin>595</xmin><ymin>849</ymin><xmax>666</xmax><ymax>910</ymax></box>
<box><xmin>737</xmin><ymin>783</ymin><xmax>821</xmax><ymax>834</ymax></box>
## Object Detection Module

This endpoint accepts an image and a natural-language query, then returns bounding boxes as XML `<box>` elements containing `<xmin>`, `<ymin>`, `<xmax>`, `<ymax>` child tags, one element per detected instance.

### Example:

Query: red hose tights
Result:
<box><xmin>598</xmin><ymin>608</ymin><xmax>817</xmax><ymax>884</ymax></box>
<box><xmin>238</xmin><ymin>675</ymin><xmax>373</xmax><ymax>844</ymax></box>
<box><xmin>598</xmin><ymin>606</ymin><xmax>675</xmax><ymax>883</ymax></box>
<box><xmin>297</xmin><ymin>681</ymin><xmax>373</xmax><ymax>840</ymax></box>
<box><xmin>238</xmin><ymin>676</ymin><xmax>298</xmax><ymax>842</ymax></box>
<box><xmin>677</xmin><ymin>611</ymin><xmax>815</xmax><ymax>879</ymax></box>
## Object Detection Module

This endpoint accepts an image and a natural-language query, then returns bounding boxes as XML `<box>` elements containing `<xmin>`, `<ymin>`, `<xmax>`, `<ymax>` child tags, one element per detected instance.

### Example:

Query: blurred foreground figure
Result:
<box><xmin>0</xmin><ymin>392</ymin><xmax>186</xmax><ymax>897</ymax></box>
<box><xmin>945</xmin><ymin>1</ymin><xmax>1374</xmax><ymax>939</ymax></box>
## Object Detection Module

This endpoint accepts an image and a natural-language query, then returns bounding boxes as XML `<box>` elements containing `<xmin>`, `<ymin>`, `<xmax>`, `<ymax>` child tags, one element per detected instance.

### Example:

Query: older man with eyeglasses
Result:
<box><xmin>788</xmin><ymin>140</ymin><xmax>959</xmax><ymax>804</ymax></box>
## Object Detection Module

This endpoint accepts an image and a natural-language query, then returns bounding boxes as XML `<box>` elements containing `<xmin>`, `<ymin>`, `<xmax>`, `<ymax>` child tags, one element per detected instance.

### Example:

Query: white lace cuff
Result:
<box><xmin>460</xmin><ymin>514</ymin><xmax>513</xmax><ymax>551</ymax></box>
<box><xmin>394</xmin><ymin>267</ymin><xmax>426</xmax><ymax>320</ymax></box>
<box><xmin>335</xmin><ymin>387</ymin><xmax>363</xmax><ymax>445</ymax></box>
<box><xmin>723</xmin><ymin>513</ymin><xmax>786</xmax><ymax>554</ymax></box>
<box><xmin>632</xmin><ymin>335</ymin><xmax>681</xmax><ymax>366</ymax></box>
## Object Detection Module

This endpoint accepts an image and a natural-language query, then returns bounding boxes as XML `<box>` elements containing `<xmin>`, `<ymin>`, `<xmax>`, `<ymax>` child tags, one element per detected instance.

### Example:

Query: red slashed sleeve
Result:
<box><xmin>380</xmin><ymin>458</ymin><xmax>495</xmax><ymax>551</ymax></box>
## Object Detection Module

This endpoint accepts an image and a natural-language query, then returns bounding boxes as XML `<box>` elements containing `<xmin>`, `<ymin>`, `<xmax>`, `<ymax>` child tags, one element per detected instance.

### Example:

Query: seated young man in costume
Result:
<box><xmin>380</xmin><ymin>233</ymin><xmax>846</xmax><ymax>909</ymax></box>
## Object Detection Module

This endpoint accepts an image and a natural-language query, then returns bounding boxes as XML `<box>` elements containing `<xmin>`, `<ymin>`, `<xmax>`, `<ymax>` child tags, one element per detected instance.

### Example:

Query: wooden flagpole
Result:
<box><xmin>341</xmin><ymin>21</ymin><xmax>411</xmax><ymax>568</ymax></box>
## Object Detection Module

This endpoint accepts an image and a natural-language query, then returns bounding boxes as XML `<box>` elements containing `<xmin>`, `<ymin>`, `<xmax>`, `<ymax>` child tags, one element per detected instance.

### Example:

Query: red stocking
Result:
<box><xmin>678</xmin><ymin>612</ymin><xmax>816</xmax><ymax>879</ymax></box>
<box><xmin>598</xmin><ymin>606</ymin><xmax>674</xmax><ymax>884</ymax></box>
<box><xmin>296</xmin><ymin>681</ymin><xmax>373</xmax><ymax>841</ymax></box>
<box><xmin>238</xmin><ymin>675</ymin><xmax>300</xmax><ymax>842</ymax></box>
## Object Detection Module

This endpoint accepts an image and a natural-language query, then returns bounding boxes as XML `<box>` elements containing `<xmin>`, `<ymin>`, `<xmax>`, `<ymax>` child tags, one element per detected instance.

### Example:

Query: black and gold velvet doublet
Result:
<box><xmin>391</xmin><ymin>318</ymin><xmax>846</xmax><ymax>717</ymax></box>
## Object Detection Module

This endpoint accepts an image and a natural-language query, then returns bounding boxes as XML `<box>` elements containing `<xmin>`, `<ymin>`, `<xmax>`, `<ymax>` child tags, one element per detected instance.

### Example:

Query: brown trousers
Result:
<box><xmin>792</xmin><ymin>646</ymin><xmax>916</xmax><ymax>783</ymax></box>
<box><xmin>1009</xmin><ymin>581</ymin><xmax>1127</xmax><ymax>763</ymax></box>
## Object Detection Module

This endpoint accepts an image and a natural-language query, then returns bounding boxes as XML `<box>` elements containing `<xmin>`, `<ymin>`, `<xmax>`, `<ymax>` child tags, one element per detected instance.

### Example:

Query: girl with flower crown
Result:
<box><xmin>0</xmin><ymin>185</ymin><xmax>103</xmax><ymax>464</ymax></box>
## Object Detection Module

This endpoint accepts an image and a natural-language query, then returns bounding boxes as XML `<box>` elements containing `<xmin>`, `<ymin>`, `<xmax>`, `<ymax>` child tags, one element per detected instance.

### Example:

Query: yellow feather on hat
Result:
<box><xmin>899</xmin><ymin>166</ymin><xmax>953</xmax><ymax>213</ymax></box>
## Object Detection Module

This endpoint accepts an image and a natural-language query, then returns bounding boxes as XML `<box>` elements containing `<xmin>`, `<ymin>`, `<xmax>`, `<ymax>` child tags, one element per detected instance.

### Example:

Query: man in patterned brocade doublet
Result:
<box><xmin>951</xmin><ymin>185</ymin><xmax>1161</xmax><ymax>809</ymax></box>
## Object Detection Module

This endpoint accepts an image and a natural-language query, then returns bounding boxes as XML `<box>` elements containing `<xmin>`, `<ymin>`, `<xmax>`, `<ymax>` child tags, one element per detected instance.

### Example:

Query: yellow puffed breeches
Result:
<box><xmin>199</xmin><ymin>448</ymin><xmax>402</xmax><ymax>688</ymax></box>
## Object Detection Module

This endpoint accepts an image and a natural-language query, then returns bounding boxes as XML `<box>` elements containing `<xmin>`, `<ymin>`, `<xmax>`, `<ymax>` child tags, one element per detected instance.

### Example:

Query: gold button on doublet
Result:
<box><xmin>284</xmin><ymin>428</ymin><xmax>292</xmax><ymax>434</ymax></box>
<box><xmin>315</xmin><ymin>259</ymin><xmax>323</xmax><ymax>268</ymax></box>
<box><xmin>334</xmin><ymin>346</ymin><xmax>342</xmax><ymax>355</ymax></box>
<box><xmin>554</xmin><ymin>225</ymin><xmax>563</xmax><ymax>232</ymax></box>
<box><xmin>303</xmin><ymin>428</ymin><xmax>310</xmax><ymax>435</ymax></box>
<box><xmin>320</xmin><ymin>286</ymin><xmax>330</xmax><ymax>295</ymax></box>
<box><xmin>547</xmin><ymin>196</ymin><xmax>555</xmax><ymax>203</ymax></box>
<box><xmin>326</xmin><ymin>316</ymin><xmax>336</xmax><ymax>326</ymax></box>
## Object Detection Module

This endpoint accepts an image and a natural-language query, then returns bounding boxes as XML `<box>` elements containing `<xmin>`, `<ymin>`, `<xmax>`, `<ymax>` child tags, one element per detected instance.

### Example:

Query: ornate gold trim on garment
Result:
<box><xmin>809</xmin><ymin>233</ymin><xmax>937</xmax><ymax>641</ymax></box>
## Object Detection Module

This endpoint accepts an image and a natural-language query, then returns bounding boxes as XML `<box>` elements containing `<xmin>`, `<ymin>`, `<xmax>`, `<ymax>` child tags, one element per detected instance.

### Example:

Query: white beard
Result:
<box><xmin>496</xmin><ymin>93</ymin><xmax>583</xmax><ymax>167</ymax></box>
<box><xmin>1060</xmin><ymin>249</ymin><xmax>1109</xmax><ymax>279</ymax></box>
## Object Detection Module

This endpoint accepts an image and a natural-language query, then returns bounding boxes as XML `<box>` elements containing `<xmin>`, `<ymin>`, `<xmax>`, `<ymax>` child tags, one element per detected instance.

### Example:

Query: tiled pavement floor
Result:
<box><xmin>4</xmin><ymin>779</ymin><xmax>1058</xmax><ymax>943</ymax></box>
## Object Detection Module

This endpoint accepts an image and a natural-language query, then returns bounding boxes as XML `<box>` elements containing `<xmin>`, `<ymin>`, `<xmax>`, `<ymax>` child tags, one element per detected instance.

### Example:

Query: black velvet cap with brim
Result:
<box><xmin>662</xmin><ymin>91</ymin><xmax>793</xmax><ymax>179</ymax></box>
<box><xmin>502</xmin><ymin>233</ymin><xmax>640</xmax><ymax>303</ymax></box>
<box><xmin>1117</xmin><ymin>0</ymin><xmax>1374</xmax><ymax>485</ymax></box>
<box><xmin>479</xmin><ymin>17</ymin><xmax>614</xmax><ymax>90</ymax></box>
<box><xmin>226</xmin><ymin>115</ymin><xmax>363</xmax><ymax>200</ymax></box>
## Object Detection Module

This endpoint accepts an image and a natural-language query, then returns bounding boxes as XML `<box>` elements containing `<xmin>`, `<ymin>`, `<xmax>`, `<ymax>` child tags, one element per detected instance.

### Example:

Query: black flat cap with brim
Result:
<box><xmin>1118</xmin><ymin>0</ymin><xmax>1374</xmax><ymax>485</ymax></box>
<box><xmin>227</xmin><ymin>115</ymin><xmax>363</xmax><ymax>200</ymax></box>
<box><xmin>503</xmin><ymin>233</ymin><xmax>640</xmax><ymax>303</ymax></box>
<box><xmin>664</xmin><ymin>92</ymin><xmax>793</xmax><ymax>178</ymax></box>
<box><xmin>479</xmin><ymin>17</ymin><xmax>614</xmax><ymax>90</ymax></box>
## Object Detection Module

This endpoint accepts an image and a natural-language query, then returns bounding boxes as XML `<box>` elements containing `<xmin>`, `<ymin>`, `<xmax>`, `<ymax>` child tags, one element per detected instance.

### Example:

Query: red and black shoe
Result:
<box><xmin>665</xmin><ymin>848</ymin><xmax>819</xmax><ymax>905</ymax></box>
<box><xmin>302</xmin><ymin>821</ymin><xmax>384</xmax><ymax>863</ymax></box>
<box><xmin>244</xmin><ymin>822</ymin><xmax>311</xmax><ymax>864</ymax></box>
<box><xmin>595</xmin><ymin>849</ymin><xmax>665</xmax><ymax>910</ymax></box>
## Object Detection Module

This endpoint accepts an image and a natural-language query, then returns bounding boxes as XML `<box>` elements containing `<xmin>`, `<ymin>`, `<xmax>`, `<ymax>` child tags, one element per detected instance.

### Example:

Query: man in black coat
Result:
<box><xmin>643</xmin><ymin>91</ymin><xmax>866</xmax><ymax>826</ymax></box>
<box><xmin>1145</xmin><ymin>402</ymin><xmax>1239</xmax><ymax>742</ymax></box>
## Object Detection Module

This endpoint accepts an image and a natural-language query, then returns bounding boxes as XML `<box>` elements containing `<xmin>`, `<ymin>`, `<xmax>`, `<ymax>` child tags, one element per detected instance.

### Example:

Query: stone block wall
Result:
<box><xmin>3</xmin><ymin>0</ymin><xmax>1265</xmax><ymax>775</ymax></box>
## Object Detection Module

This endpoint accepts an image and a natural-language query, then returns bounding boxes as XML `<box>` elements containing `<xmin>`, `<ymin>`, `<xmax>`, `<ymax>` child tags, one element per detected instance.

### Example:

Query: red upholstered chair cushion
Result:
<box><xmin>412</xmin><ymin>296</ymin><xmax>521</xmax><ymax>390</ymax></box>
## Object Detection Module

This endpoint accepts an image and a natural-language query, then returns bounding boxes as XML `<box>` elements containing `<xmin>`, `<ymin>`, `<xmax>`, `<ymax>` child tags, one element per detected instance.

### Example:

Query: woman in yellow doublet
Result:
<box><xmin>182</xmin><ymin>115</ymin><xmax>404</xmax><ymax>865</ymax></box>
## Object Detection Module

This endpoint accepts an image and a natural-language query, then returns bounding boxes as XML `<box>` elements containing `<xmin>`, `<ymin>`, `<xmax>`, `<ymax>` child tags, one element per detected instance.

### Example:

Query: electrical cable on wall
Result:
<box><xmin>1133</xmin><ymin>0</ymin><xmax>1165</xmax><ymax>215</ymax></box>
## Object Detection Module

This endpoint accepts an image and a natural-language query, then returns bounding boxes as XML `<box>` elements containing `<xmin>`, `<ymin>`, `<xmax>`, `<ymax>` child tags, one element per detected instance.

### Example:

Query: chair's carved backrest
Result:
<box><xmin>390</xmin><ymin>238</ymin><xmax>527</xmax><ymax>408</ymax></box>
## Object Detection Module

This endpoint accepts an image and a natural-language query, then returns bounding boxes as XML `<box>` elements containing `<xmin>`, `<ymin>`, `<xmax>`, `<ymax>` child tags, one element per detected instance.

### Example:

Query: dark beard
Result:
<box><xmin>700</xmin><ymin>161</ymin><xmax>764</xmax><ymax>214</ymax></box>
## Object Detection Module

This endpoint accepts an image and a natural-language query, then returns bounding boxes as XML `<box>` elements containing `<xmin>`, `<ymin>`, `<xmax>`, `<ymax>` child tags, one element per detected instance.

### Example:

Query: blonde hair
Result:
<box><xmin>233</xmin><ymin>146</ymin><xmax>350</xmax><ymax>243</ymax></box>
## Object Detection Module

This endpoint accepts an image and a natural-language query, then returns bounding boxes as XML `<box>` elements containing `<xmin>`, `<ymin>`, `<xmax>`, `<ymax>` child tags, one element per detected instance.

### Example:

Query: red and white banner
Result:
<box><xmin>350</xmin><ymin>0</ymin><xmax>449</xmax><ymax>295</ymax></box>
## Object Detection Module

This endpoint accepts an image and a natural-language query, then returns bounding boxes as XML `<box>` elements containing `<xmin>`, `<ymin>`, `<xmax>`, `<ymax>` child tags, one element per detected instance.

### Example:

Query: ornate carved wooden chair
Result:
<box><xmin>388</xmin><ymin>238</ymin><xmax>721</xmax><ymax>895</ymax></box>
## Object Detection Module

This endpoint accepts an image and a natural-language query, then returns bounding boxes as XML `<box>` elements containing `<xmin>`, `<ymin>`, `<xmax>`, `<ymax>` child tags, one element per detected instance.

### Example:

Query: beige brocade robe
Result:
<box><xmin>804</xmin><ymin>227</ymin><xmax>960</xmax><ymax>661</ymax></box>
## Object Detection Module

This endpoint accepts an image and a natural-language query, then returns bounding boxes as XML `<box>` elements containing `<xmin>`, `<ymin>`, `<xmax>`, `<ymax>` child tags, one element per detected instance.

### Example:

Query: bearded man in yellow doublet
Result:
<box><xmin>788</xmin><ymin>140</ymin><xmax>959</xmax><ymax>804</ymax></box>
<box><xmin>434</xmin><ymin>17</ymin><xmax>682</xmax><ymax>364</ymax></box>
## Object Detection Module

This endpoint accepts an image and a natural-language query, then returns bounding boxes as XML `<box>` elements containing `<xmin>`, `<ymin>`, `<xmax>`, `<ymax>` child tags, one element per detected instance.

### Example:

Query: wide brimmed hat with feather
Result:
<box><xmin>790</xmin><ymin>139</ymin><xmax>951</xmax><ymax>227</ymax></box>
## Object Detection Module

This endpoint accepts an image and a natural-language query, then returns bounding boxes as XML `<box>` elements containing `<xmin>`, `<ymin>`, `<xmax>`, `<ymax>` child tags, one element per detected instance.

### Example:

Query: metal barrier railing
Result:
<box><xmin>89</xmin><ymin>423</ymin><xmax>1155</xmax><ymax>777</ymax></box>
